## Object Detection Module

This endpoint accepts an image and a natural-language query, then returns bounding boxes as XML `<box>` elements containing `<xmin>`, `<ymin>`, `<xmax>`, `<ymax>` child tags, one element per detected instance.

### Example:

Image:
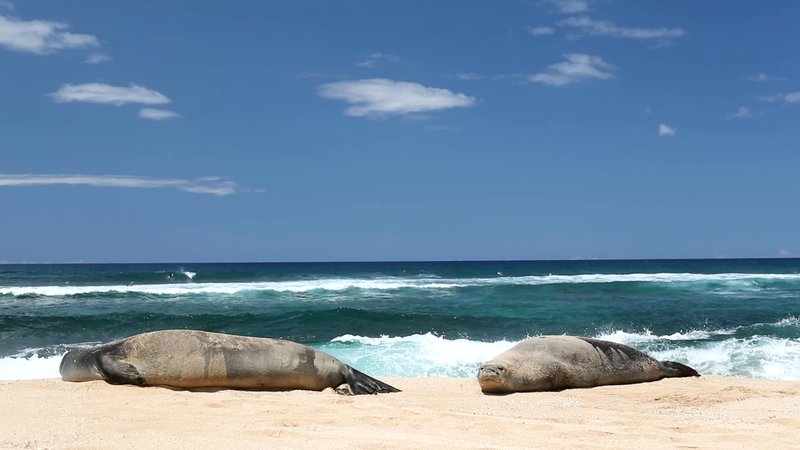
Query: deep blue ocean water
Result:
<box><xmin>1</xmin><ymin>259</ymin><xmax>799</xmax><ymax>380</ymax></box>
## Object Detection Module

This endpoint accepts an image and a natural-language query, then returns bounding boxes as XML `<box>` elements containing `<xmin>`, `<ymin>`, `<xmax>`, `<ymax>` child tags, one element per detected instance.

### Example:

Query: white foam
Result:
<box><xmin>597</xmin><ymin>328</ymin><xmax>725</xmax><ymax>344</ymax></box>
<box><xmin>3</xmin><ymin>335</ymin><xmax>800</xmax><ymax>381</ymax></box>
<box><xmin>0</xmin><ymin>354</ymin><xmax>62</xmax><ymax>380</ymax></box>
<box><xmin>3</xmin><ymin>272</ymin><xmax>799</xmax><ymax>297</ymax></box>
<box><xmin>0</xmin><ymin>279</ymin><xmax>443</xmax><ymax>296</ymax></box>
<box><xmin>659</xmin><ymin>330</ymin><xmax>716</xmax><ymax>340</ymax></box>
<box><xmin>3</xmin><ymin>319</ymin><xmax>798</xmax><ymax>381</ymax></box>
<box><xmin>325</xmin><ymin>322</ymin><xmax>800</xmax><ymax>380</ymax></box>
<box><xmin>596</xmin><ymin>329</ymin><xmax>660</xmax><ymax>344</ymax></box>
<box><xmin>323</xmin><ymin>333</ymin><xmax>519</xmax><ymax>377</ymax></box>
<box><xmin>775</xmin><ymin>316</ymin><xmax>800</xmax><ymax>327</ymax></box>
<box><xmin>650</xmin><ymin>336</ymin><xmax>800</xmax><ymax>381</ymax></box>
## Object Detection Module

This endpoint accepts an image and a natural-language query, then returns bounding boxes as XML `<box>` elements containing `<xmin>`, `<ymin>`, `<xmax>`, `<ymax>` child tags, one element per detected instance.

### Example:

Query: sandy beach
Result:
<box><xmin>1</xmin><ymin>376</ymin><xmax>798</xmax><ymax>449</ymax></box>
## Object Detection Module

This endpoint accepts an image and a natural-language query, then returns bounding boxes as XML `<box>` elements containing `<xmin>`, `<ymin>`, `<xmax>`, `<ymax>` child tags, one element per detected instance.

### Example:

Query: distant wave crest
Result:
<box><xmin>3</xmin><ymin>272</ymin><xmax>800</xmax><ymax>297</ymax></box>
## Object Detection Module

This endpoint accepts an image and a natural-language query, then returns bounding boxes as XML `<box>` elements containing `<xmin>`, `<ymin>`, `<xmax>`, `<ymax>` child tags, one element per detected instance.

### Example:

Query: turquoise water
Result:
<box><xmin>1</xmin><ymin>259</ymin><xmax>799</xmax><ymax>380</ymax></box>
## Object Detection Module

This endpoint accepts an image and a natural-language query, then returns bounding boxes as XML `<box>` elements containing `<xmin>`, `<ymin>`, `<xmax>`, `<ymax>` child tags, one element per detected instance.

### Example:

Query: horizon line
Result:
<box><xmin>1</xmin><ymin>256</ymin><xmax>797</xmax><ymax>265</ymax></box>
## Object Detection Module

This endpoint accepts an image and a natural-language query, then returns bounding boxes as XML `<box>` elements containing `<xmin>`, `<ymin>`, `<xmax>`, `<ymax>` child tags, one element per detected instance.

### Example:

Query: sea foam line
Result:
<box><xmin>0</xmin><ymin>354</ymin><xmax>61</xmax><ymax>380</ymax></box>
<box><xmin>3</xmin><ymin>272</ymin><xmax>800</xmax><ymax>297</ymax></box>
<box><xmin>2</xmin><ymin>322</ymin><xmax>799</xmax><ymax>381</ymax></box>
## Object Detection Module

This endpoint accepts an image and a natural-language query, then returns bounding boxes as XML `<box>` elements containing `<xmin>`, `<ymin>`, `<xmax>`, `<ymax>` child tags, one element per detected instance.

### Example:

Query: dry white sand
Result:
<box><xmin>1</xmin><ymin>376</ymin><xmax>799</xmax><ymax>449</ymax></box>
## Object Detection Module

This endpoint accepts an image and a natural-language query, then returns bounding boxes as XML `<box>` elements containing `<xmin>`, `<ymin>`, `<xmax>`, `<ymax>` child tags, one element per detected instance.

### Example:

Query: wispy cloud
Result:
<box><xmin>0</xmin><ymin>14</ymin><xmax>99</xmax><ymax>55</ymax></box>
<box><xmin>296</xmin><ymin>72</ymin><xmax>334</xmax><ymax>79</ymax></box>
<box><xmin>528</xmin><ymin>53</ymin><xmax>614</xmax><ymax>87</ymax></box>
<box><xmin>318</xmin><ymin>78</ymin><xmax>476</xmax><ymax>117</ymax></box>
<box><xmin>84</xmin><ymin>53</ymin><xmax>110</xmax><ymax>64</ymax></box>
<box><xmin>0</xmin><ymin>174</ymin><xmax>242</xmax><ymax>196</ymax></box>
<box><xmin>456</xmin><ymin>73</ymin><xmax>485</xmax><ymax>81</ymax></box>
<box><xmin>658</xmin><ymin>123</ymin><xmax>676</xmax><ymax>137</ymax></box>
<box><xmin>784</xmin><ymin>93</ymin><xmax>800</xmax><ymax>103</ymax></box>
<box><xmin>50</xmin><ymin>83</ymin><xmax>170</xmax><ymax>106</ymax></box>
<box><xmin>749</xmin><ymin>73</ymin><xmax>786</xmax><ymax>82</ymax></box>
<box><xmin>0</xmin><ymin>1</ymin><xmax>14</xmax><ymax>11</ymax></box>
<box><xmin>761</xmin><ymin>92</ymin><xmax>800</xmax><ymax>103</ymax></box>
<box><xmin>139</xmin><ymin>108</ymin><xmax>181</xmax><ymax>120</ymax></box>
<box><xmin>529</xmin><ymin>26</ymin><xmax>555</xmax><ymax>36</ymax></box>
<box><xmin>355</xmin><ymin>52</ymin><xmax>399</xmax><ymax>68</ymax></box>
<box><xmin>558</xmin><ymin>16</ymin><xmax>685</xmax><ymax>41</ymax></box>
<box><xmin>543</xmin><ymin>0</ymin><xmax>591</xmax><ymax>14</ymax></box>
<box><xmin>424</xmin><ymin>124</ymin><xmax>453</xmax><ymax>131</ymax></box>
<box><xmin>727</xmin><ymin>106</ymin><xmax>752</xmax><ymax>119</ymax></box>
<box><xmin>777</xmin><ymin>249</ymin><xmax>792</xmax><ymax>257</ymax></box>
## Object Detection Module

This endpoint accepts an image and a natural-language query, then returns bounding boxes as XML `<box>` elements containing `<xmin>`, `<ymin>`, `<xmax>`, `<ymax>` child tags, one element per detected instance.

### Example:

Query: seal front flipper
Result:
<box><xmin>98</xmin><ymin>354</ymin><xmax>146</xmax><ymax>386</ymax></box>
<box><xmin>661</xmin><ymin>361</ymin><xmax>700</xmax><ymax>378</ymax></box>
<box><xmin>343</xmin><ymin>367</ymin><xmax>400</xmax><ymax>395</ymax></box>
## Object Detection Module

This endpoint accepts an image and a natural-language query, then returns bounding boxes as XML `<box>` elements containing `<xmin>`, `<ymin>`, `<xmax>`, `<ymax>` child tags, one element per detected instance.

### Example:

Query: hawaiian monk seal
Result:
<box><xmin>478</xmin><ymin>335</ymin><xmax>699</xmax><ymax>394</ymax></box>
<box><xmin>60</xmin><ymin>330</ymin><xmax>399</xmax><ymax>395</ymax></box>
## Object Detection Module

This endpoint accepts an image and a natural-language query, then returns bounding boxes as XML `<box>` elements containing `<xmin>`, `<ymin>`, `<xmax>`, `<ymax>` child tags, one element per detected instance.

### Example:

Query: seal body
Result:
<box><xmin>478</xmin><ymin>335</ymin><xmax>699</xmax><ymax>394</ymax></box>
<box><xmin>60</xmin><ymin>330</ymin><xmax>399</xmax><ymax>395</ymax></box>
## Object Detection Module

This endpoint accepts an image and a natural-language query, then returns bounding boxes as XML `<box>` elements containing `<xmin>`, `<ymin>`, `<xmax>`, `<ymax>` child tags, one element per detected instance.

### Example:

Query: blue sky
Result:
<box><xmin>1</xmin><ymin>0</ymin><xmax>799</xmax><ymax>263</ymax></box>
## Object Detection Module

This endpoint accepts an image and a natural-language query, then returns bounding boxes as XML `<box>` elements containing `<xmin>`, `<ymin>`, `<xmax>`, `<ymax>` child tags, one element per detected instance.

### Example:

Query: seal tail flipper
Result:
<box><xmin>661</xmin><ymin>361</ymin><xmax>700</xmax><ymax>378</ymax></box>
<box><xmin>345</xmin><ymin>367</ymin><xmax>401</xmax><ymax>395</ymax></box>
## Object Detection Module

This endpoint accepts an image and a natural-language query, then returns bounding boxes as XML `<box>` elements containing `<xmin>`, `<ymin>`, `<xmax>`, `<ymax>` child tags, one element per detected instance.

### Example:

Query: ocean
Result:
<box><xmin>1</xmin><ymin>259</ymin><xmax>799</xmax><ymax>381</ymax></box>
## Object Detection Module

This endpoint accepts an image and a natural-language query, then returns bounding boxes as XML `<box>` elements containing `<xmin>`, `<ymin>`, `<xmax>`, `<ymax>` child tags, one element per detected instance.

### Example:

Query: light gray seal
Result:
<box><xmin>478</xmin><ymin>335</ymin><xmax>699</xmax><ymax>394</ymax></box>
<box><xmin>60</xmin><ymin>330</ymin><xmax>399</xmax><ymax>395</ymax></box>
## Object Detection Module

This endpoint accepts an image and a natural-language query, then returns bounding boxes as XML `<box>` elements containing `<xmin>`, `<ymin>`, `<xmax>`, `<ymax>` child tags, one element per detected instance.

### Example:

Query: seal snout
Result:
<box><xmin>60</xmin><ymin>347</ymin><xmax>103</xmax><ymax>382</ymax></box>
<box><xmin>478</xmin><ymin>363</ymin><xmax>509</xmax><ymax>394</ymax></box>
<box><xmin>479</xmin><ymin>363</ymin><xmax>506</xmax><ymax>379</ymax></box>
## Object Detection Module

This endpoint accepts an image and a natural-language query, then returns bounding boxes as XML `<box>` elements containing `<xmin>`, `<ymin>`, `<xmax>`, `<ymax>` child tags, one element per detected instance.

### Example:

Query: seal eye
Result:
<box><xmin>486</xmin><ymin>365</ymin><xmax>505</xmax><ymax>374</ymax></box>
<box><xmin>479</xmin><ymin>364</ymin><xmax>506</xmax><ymax>377</ymax></box>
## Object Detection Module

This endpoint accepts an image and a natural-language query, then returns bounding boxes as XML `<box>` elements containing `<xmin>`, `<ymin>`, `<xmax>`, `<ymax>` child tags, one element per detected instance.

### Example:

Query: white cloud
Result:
<box><xmin>139</xmin><ymin>108</ymin><xmax>181</xmax><ymax>120</ymax></box>
<box><xmin>658</xmin><ymin>123</ymin><xmax>676</xmax><ymax>137</ymax></box>
<box><xmin>0</xmin><ymin>14</ymin><xmax>99</xmax><ymax>55</ymax></box>
<box><xmin>544</xmin><ymin>0</ymin><xmax>590</xmax><ymax>14</ymax></box>
<box><xmin>50</xmin><ymin>83</ymin><xmax>170</xmax><ymax>106</ymax></box>
<box><xmin>530</xmin><ymin>26</ymin><xmax>555</xmax><ymax>36</ymax></box>
<box><xmin>318</xmin><ymin>78</ymin><xmax>476</xmax><ymax>117</ymax></box>
<box><xmin>749</xmin><ymin>73</ymin><xmax>786</xmax><ymax>82</ymax></box>
<box><xmin>0</xmin><ymin>174</ymin><xmax>242</xmax><ymax>196</ymax></box>
<box><xmin>528</xmin><ymin>53</ymin><xmax>614</xmax><ymax>87</ymax></box>
<box><xmin>777</xmin><ymin>249</ymin><xmax>791</xmax><ymax>257</ymax></box>
<box><xmin>355</xmin><ymin>52</ymin><xmax>399</xmax><ymax>68</ymax></box>
<box><xmin>425</xmin><ymin>124</ymin><xmax>452</xmax><ymax>131</ymax></box>
<box><xmin>727</xmin><ymin>106</ymin><xmax>752</xmax><ymax>119</ymax></box>
<box><xmin>456</xmin><ymin>73</ymin><xmax>484</xmax><ymax>80</ymax></box>
<box><xmin>0</xmin><ymin>1</ymin><xmax>14</xmax><ymax>11</ymax></box>
<box><xmin>296</xmin><ymin>72</ymin><xmax>331</xmax><ymax>79</ymax></box>
<box><xmin>85</xmin><ymin>53</ymin><xmax>110</xmax><ymax>64</ymax></box>
<box><xmin>558</xmin><ymin>16</ymin><xmax>685</xmax><ymax>41</ymax></box>
<box><xmin>761</xmin><ymin>92</ymin><xmax>800</xmax><ymax>103</ymax></box>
